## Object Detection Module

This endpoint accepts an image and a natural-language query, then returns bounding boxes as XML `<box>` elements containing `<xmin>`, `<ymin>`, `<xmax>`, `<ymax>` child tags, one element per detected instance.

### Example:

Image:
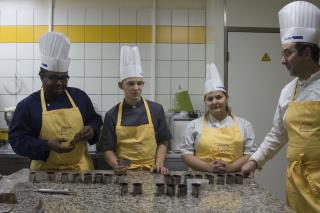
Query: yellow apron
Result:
<box><xmin>285</xmin><ymin>82</ymin><xmax>320</xmax><ymax>213</ymax></box>
<box><xmin>195</xmin><ymin>116</ymin><xmax>244</xmax><ymax>163</ymax></box>
<box><xmin>115</xmin><ymin>98</ymin><xmax>157</xmax><ymax>170</ymax></box>
<box><xmin>30</xmin><ymin>88</ymin><xmax>93</xmax><ymax>171</ymax></box>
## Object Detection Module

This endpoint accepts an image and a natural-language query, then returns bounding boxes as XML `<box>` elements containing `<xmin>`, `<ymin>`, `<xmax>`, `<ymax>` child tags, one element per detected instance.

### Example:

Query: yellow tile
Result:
<box><xmin>103</xmin><ymin>26</ymin><xmax>119</xmax><ymax>43</ymax></box>
<box><xmin>120</xmin><ymin>26</ymin><xmax>136</xmax><ymax>43</ymax></box>
<box><xmin>68</xmin><ymin>25</ymin><xmax>85</xmax><ymax>43</ymax></box>
<box><xmin>53</xmin><ymin>25</ymin><xmax>68</xmax><ymax>37</ymax></box>
<box><xmin>17</xmin><ymin>26</ymin><xmax>34</xmax><ymax>43</ymax></box>
<box><xmin>137</xmin><ymin>26</ymin><xmax>152</xmax><ymax>43</ymax></box>
<box><xmin>172</xmin><ymin>27</ymin><xmax>188</xmax><ymax>44</ymax></box>
<box><xmin>156</xmin><ymin>26</ymin><xmax>171</xmax><ymax>43</ymax></box>
<box><xmin>85</xmin><ymin>25</ymin><xmax>102</xmax><ymax>43</ymax></box>
<box><xmin>34</xmin><ymin>26</ymin><xmax>48</xmax><ymax>42</ymax></box>
<box><xmin>0</xmin><ymin>26</ymin><xmax>17</xmax><ymax>43</ymax></box>
<box><xmin>189</xmin><ymin>26</ymin><xmax>206</xmax><ymax>44</ymax></box>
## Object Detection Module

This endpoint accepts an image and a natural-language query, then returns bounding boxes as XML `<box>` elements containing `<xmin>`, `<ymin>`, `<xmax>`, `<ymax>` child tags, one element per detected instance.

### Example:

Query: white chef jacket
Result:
<box><xmin>181</xmin><ymin>114</ymin><xmax>256</xmax><ymax>156</ymax></box>
<box><xmin>250</xmin><ymin>70</ymin><xmax>320</xmax><ymax>167</ymax></box>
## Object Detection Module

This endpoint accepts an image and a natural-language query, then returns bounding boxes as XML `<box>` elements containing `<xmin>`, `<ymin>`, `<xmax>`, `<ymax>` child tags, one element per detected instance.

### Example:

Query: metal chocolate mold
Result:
<box><xmin>191</xmin><ymin>183</ymin><xmax>201</xmax><ymax>198</ymax></box>
<box><xmin>226</xmin><ymin>174</ymin><xmax>235</xmax><ymax>185</ymax></box>
<box><xmin>166</xmin><ymin>184</ymin><xmax>175</xmax><ymax>197</ymax></box>
<box><xmin>83</xmin><ymin>173</ymin><xmax>93</xmax><ymax>184</ymax></box>
<box><xmin>155</xmin><ymin>183</ymin><xmax>165</xmax><ymax>196</ymax></box>
<box><xmin>132</xmin><ymin>183</ymin><xmax>143</xmax><ymax>195</ymax></box>
<box><xmin>235</xmin><ymin>173</ymin><xmax>243</xmax><ymax>184</ymax></box>
<box><xmin>177</xmin><ymin>184</ymin><xmax>187</xmax><ymax>197</ymax></box>
<box><xmin>205</xmin><ymin>174</ymin><xmax>214</xmax><ymax>184</ymax></box>
<box><xmin>94</xmin><ymin>173</ymin><xmax>103</xmax><ymax>184</ymax></box>
<box><xmin>217</xmin><ymin>174</ymin><xmax>225</xmax><ymax>185</ymax></box>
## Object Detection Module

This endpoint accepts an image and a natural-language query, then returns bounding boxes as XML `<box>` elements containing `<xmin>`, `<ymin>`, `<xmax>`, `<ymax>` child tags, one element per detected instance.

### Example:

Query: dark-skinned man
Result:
<box><xmin>9</xmin><ymin>32</ymin><xmax>102</xmax><ymax>171</ymax></box>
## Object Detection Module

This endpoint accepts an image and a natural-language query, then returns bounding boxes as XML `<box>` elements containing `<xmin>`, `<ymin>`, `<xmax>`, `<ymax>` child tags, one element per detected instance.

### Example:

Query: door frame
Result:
<box><xmin>224</xmin><ymin>27</ymin><xmax>279</xmax><ymax>92</ymax></box>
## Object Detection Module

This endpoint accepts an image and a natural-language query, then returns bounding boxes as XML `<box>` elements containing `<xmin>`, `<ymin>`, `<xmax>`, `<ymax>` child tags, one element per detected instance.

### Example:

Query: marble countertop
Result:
<box><xmin>0</xmin><ymin>169</ymin><xmax>293</xmax><ymax>213</ymax></box>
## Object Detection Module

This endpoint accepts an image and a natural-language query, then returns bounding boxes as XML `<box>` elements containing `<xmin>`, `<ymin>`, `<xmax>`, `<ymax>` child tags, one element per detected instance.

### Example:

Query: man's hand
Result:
<box><xmin>150</xmin><ymin>164</ymin><xmax>169</xmax><ymax>175</ymax></box>
<box><xmin>47</xmin><ymin>139</ymin><xmax>75</xmax><ymax>153</ymax></box>
<box><xmin>114</xmin><ymin>165</ymin><xmax>128</xmax><ymax>175</ymax></box>
<box><xmin>71</xmin><ymin>126</ymin><xmax>95</xmax><ymax>146</ymax></box>
<box><xmin>241</xmin><ymin>160</ymin><xmax>257</xmax><ymax>177</ymax></box>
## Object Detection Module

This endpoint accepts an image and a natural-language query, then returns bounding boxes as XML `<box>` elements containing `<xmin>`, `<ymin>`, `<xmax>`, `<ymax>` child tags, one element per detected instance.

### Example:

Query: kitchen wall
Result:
<box><xmin>0</xmin><ymin>0</ymin><xmax>206</xmax><ymax>128</ymax></box>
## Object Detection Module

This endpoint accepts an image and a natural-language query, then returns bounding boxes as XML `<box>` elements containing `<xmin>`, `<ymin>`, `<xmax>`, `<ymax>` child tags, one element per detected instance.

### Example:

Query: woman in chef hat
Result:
<box><xmin>242</xmin><ymin>2</ymin><xmax>320</xmax><ymax>212</ymax></box>
<box><xmin>181</xmin><ymin>63</ymin><xmax>256</xmax><ymax>173</ymax></box>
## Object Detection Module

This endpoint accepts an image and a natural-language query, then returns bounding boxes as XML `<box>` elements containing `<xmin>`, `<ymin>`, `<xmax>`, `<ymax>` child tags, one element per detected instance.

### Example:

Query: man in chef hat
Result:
<box><xmin>101</xmin><ymin>46</ymin><xmax>172</xmax><ymax>175</ymax></box>
<box><xmin>181</xmin><ymin>63</ymin><xmax>256</xmax><ymax>173</ymax></box>
<box><xmin>241</xmin><ymin>1</ymin><xmax>320</xmax><ymax>212</ymax></box>
<box><xmin>9</xmin><ymin>32</ymin><xmax>102</xmax><ymax>171</ymax></box>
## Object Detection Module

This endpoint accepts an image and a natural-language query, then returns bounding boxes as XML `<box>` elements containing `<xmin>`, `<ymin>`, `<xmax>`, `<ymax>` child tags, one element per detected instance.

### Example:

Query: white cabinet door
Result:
<box><xmin>228</xmin><ymin>32</ymin><xmax>293</xmax><ymax>201</ymax></box>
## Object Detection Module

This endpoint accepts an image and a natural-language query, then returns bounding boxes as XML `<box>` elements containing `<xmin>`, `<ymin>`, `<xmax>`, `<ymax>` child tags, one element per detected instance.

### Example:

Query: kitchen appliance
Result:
<box><xmin>169</xmin><ymin>112</ymin><xmax>197</xmax><ymax>152</ymax></box>
<box><xmin>170</xmin><ymin>87</ymin><xmax>193</xmax><ymax>112</ymax></box>
<box><xmin>4</xmin><ymin>106</ymin><xmax>16</xmax><ymax>127</ymax></box>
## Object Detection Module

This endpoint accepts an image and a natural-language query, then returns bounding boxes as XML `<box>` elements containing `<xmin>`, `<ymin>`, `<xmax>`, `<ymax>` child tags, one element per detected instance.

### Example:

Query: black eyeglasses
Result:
<box><xmin>45</xmin><ymin>74</ymin><xmax>70</xmax><ymax>82</ymax></box>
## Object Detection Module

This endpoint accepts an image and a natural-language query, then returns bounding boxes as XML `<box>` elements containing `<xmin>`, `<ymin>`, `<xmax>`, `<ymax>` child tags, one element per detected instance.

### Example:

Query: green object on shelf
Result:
<box><xmin>171</xmin><ymin>90</ymin><xmax>194</xmax><ymax>112</ymax></box>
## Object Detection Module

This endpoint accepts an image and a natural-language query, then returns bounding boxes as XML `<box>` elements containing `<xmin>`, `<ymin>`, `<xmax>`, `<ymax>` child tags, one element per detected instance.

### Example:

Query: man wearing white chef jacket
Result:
<box><xmin>9</xmin><ymin>32</ymin><xmax>102</xmax><ymax>171</ymax></box>
<box><xmin>241</xmin><ymin>1</ymin><xmax>320</xmax><ymax>212</ymax></box>
<box><xmin>101</xmin><ymin>46</ymin><xmax>172</xmax><ymax>175</ymax></box>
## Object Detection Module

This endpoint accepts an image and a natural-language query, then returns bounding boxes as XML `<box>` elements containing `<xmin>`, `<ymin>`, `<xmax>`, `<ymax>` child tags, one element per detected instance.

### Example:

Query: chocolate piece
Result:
<box><xmin>194</xmin><ymin>174</ymin><xmax>203</xmax><ymax>179</ymax></box>
<box><xmin>217</xmin><ymin>174</ymin><xmax>225</xmax><ymax>185</ymax></box>
<box><xmin>94</xmin><ymin>173</ymin><xmax>103</xmax><ymax>184</ymax></box>
<box><xmin>61</xmin><ymin>172</ymin><xmax>69</xmax><ymax>183</ymax></box>
<box><xmin>132</xmin><ymin>183</ymin><xmax>143</xmax><ymax>195</ymax></box>
<box><xmin>166</xmin><ymin>184</ymin><xmax>175</xmax><ymax>197</ymax></box>
<box><xmin>235</xmin><ymin>173</ymin><xmax>243</xmax><ymax>184</ymax></box>
<box><xmin>155</xmin><ymin>183</ymin><xmax>165</xmax><ymax>196</ymax></box>
<box><xmin>47</xmin><ymin>171</ymin><xmax>55</xmax><ymax>182</ymax></box>
<box><xmin>72</xmin><ymin>173</ymin><xmax>81</xmax><ymax>183</ymax></box>
<box><xmin>103</xmin><ymin>174</ymin><xmax>112</xmax><ymax>184</ymax></box>
<box><xmin>172</xmin><ymin>175</ymin><xmax>181</xmax><ymax>185</ymax></box>
<box><xmin>164</xmin><ymin>175</ymin><xmax>173</xmax><ymax>185</ymax></box>
<box><xmin>120</xmin><ymin>182</ymin><xmax>128</xmax><ymax>196</ymax></box>
<box><xmin>177</xmin><ymin>184</ymin><xmax>187</xmax><ymax>197</ymax></box>
<box><xmin>205</xmin><ymin>174</ymin><xmax>214</xmax><ymax>184</ymax></box>
<box><xmin>226</xmin><ymin>174</ymin><xmax>235</xmax><ymax>185</ymax></box>
<box><xmin>191</xmin><ymin>183</ymin><xmax>201</xmax><ymax>198</ymax></box>
<box><xmin>184</xmin><ymin>174</ymin><xmax>193</xmax><ymax>184</ymax></box>
<box><xmin>83</xmin><ymin>173</ymin><xmax>92</xmax><ymax>184</ymax></box>
<box><xmin>0</xmin><ymin>193</ymin><xmax>18</xmax><ymax>204</ymax></box>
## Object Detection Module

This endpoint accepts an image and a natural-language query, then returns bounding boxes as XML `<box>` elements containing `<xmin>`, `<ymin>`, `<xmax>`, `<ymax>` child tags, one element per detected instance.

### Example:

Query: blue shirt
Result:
<box><xmin>100</xmin><ymin>98</ymin><xmax>172</xmax><ymax>152</ymax></box>
<box><xmin>9</xmin><ymin>87</ymin><xmax>102</xmax><ymax>161</ymax></box>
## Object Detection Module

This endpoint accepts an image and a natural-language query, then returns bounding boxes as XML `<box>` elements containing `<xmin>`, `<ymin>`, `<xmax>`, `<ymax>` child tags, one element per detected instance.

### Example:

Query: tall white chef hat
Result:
<box><xmin>119</xmin><ymin>46</ymin><xmax>143</xmax><ymax>81</ymax></box>
<box><xmin>39</xmin><ymin>32</ymin><xmax>71</xmax><ymax>72</ymax></box>
<box><xmin>205</xmin><ymin>63</ymin><xmax>226</xmax><ymax>95</ymax></box>
<box><xmin>279</xmin><ymin>1</ymin><xmax>320</xmax><ymax>44</ymax></box>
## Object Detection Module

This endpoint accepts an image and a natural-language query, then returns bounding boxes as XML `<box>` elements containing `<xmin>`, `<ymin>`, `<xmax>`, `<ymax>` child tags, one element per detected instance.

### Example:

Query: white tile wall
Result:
<box><xmin>137</xmin><ymin>9</ymin><xmax>153</xmax><ymax>25</ymax></box>
<box><xmin>70</xmin><ymin>43</ymin><xmax>85</xmax><ymax>60</ymax></box>
<box><xmin>17</xmin><ymin>94</ymin><xmax>28</xmax><ymax>103</ymax></box>
<box><xmin>141</xmin><ymin>77</ymin><xmax>152</xmax><ymax>95</ymax></box>
<box><xmin>33</xmin><ymin>60</ymin><xmax>41</xmax><ymax>76</ymax></box>
<box><xmin>141</xmin><ymin>60</ymin><xmax>152</xmax><ymax>77</ymax></box>
<box><xmin>120</xmin><ymin>9</ymin><xmax>136</xmax><ymax>25</ymax></box>
<box><xmin>0</xmin><ymin>78</ymin><xmax>15</xmax><ymax>94</ymax></box>
<box><xmin>155</xmin><ymin>61</ymin><xmax>171</xmax><ymax>77</ymax></box>
<box><xmin>155</xmin><ymin>95</ymin><xmax>171</xmax><ymax>112</ymax></box>
<box><xmin>17</xmin><ymin>60</ymin><xmax>33</xmax><ymax>77</ymax></box>
<box><xmin>17</xmin><ymin>43</ymin><xmax>34</xmax><ymax>60</ymax></box>
<box><xmin>188</xmin><ymin>9</ymin><xmax>205</xmax><ymax>26</ymax></box>
<box><xmin>53</xmin><ymin>8</ymin><xmax>68</xmax><ymax>25</ymax></box>
<box><xmin>172</xmin><ymin>44</ymin><xmax>188</xmax><ymax>60</ymax></box>
<box><xmin>0</xmin><ymin>8</ymin><xmax>17</xmax><ymax>25</ymax></box>
<box><xmin>0</xmin><ymin>60</ymin><xmax>16</xmax><ymax>77</ymax></box>
<box><xmin>85</xmin><ymin>60</ymin><xmax>101</xmax><ymax>77</ymax></box>
<box><xmin>189</xmin><ymin>78</ymin><xmax>205</xmax><ymax>94</ymax></box>
<box><xmin>102</xmin><ymin>44</ymin><xmax>119</xmax><ymax>60</ymax></box>
<box><xmin>138</xmin><ymin>43</ymin><xmax>152</xmax><ymax>60</ymax></box>
<box><xmin>34</xmin><ymin>8</ymin><xmax>49</xmax><ymax>25</ymax></box>
<box><xmin>189</xmin><ymin>44</ymin><xmax>205</xmax><ymax>61</ymax></box>
<box><xmin>17</xmin><ymin>8</ymin><xmax>33</xmax><ymax>25</ymax></box>
<box><xmin>189</xmin><ymin>61</ymin><xmax>205</xmax><ymax>78</ymax></box>
<box><xmin>102</xmin><ymin>95</ymin><xmax>118</xmax><ymax>112</ymax></box>
<box><xmin>33</xmin><ymin>43</ymin><xmax>40</xmax><ymax>59</ymax></box>
<box><xmin>102</xmin><ymin>60</ymin><xmax>119</xmax><ymax>77</ymax></box>
<box><xmin>18</xmin><ymin>77</ymin><xmax>33</xmax><ymax>95</ymax></box>
<box><xmin>88</xmin><ymin>94</ymin><xmax>102</xmax><ymax>112</ymax></box>
<box><xmin>156</xmin><ymin>78</ymin><xmax>171</xmax><ymax>94</ymax></box>
<box><xmin>85</xmin><ymin>43</ymin><xmax>102</xmax><ymax>59</ymax></box>
<box><xmin>171</xmin><ymin>77</ymin><xmax>188</xmax><ymax>94</ymax></box>
<box><xmin>68</xmin><ymin>77</ymin><xmax>85</xmax><ymax>91</ymax></box>
<box><xmin>0</xmin><ymin>95</ymin><xmax>16</xmax><ymax>110</ymax></box>
<box><xmin>32</xmin><ymin>77</ymin><xmax>42</xmax><ymax>92</ymax></box>
<box><xmin>156</xmin><ymin>9</ymin><xmax>171</xmax><ymax>26</ymax></box>
<box><xmin>171</xmin><ymin>61</ymin><xmax>188</xmax><ymax>77</ymax></box>
<box><xmin>69</xmin><ymin>60</ymin><xmax>85</xmax><ymax>77</ymax></box>
<box><xmin>85</xmin><ymin>78</ymin><xmax>101</xmax><ymax>94</ymax></box>
<box><xmin>155</xmin><ymin>44</ymin><xmax>171</xmax><ymax>60</ymax></box>
<box><xmin>103</xmin><ymin>8</ymin><xmax>119</xmax><ymax>25</ymax></box>
<box><xmin>172</xmin><ymin>9</ymin><xmax>188</xmax><ymax>26</ymax></box>
<box><xmin>68</xmin><ymin>8</ymin><xmax>85</xmax><ymax>25</ymax></box>
<box><xmin>102</xmin><ymin>78</ymin><xmax>119</xmax><ymax>94</ymax></box>
<box><xmin>0</xmin><ymin>44</ymin><xmax>16</xmax><ymax>59</ymax></box>
<box><xmin>190</xmin><ymin>94</ymin><xmax>205</xmax><ymax>112</ymax></box>
<box><xmin>85</xmin><ymin>8</ymin><xmax>103</xmax><ymax>25</ymax></box>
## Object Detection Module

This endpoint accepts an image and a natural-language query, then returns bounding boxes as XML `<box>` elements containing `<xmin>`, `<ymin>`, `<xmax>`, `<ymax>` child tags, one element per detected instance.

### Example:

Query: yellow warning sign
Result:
<box><xmin>261</xmin><ymin>53</ymin><xmax>271</xmax><ymax>62</ymax></box>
